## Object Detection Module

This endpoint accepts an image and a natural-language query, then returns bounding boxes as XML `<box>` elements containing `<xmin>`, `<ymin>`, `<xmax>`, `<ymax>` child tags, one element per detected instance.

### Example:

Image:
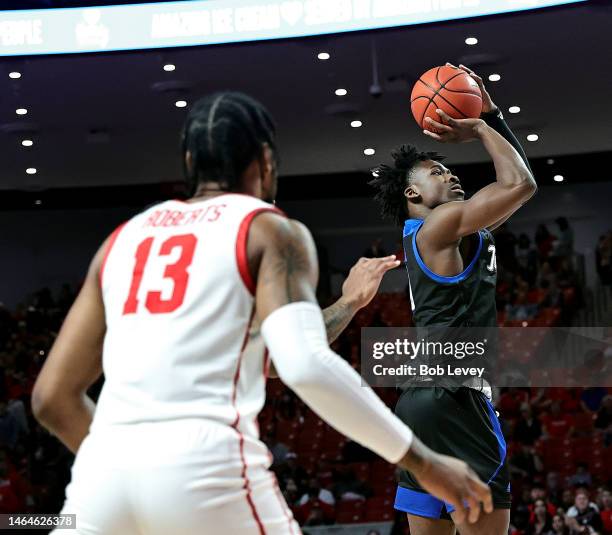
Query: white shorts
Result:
<box><xmin>52</xmin><ymin>419</ymin><xmax>301</xmax><ymax>535</ymax></box>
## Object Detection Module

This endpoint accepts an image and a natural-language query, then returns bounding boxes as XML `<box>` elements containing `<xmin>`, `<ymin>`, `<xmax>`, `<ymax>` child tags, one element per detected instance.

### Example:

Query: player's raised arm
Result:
<box><xmin>420</xmin><ymin>111</ymin><xmax>536</xmax><ymax>243</ymax></box>
<box><xmin>249</xmin><ymin>211</ymin><xmax>493</xmax><ymax>524</ymax></box>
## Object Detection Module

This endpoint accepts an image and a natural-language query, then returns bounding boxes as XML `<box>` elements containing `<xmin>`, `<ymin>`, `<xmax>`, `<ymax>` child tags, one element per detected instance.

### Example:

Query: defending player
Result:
<box><xmin>32</xmin><ymin>92</ymin><xmax>491</xmax><ymax>535</ymax></box>
<box><xmin>370</xmin><ymin>65</ymin><xmax>536</xmax><ymax>535</ymax></box>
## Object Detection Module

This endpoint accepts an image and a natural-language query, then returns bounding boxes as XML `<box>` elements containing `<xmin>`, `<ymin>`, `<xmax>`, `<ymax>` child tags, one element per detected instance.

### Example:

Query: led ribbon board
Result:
<box><xmin>0</xmin><ymin>0</ymin><xmax>586</xmax><ymax>56</ymax></box>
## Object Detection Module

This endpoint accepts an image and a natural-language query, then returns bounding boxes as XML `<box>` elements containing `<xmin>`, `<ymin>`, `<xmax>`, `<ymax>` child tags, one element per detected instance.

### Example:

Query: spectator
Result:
<box><xmin>569</xmin><ymin>463</ymin><xmax>593</xmax><ymax>489</ymax></box>
<box><xmin>599</xmin><ymin>489</ymin><xmax>612</xmax><ymax>535</ymax></box>
<box><xmin>262</xmin><ymin>430</ymin><xmax>289</xmax><ymax>467</ymax></box>
<box><xmin>542</xmin><ymin>400</ymin><xmax>575</xmax><ymax>438</ymax></box>
<box><xmin>546</xmin><ymin>514</ymin><xmax>570</xmax><ymax>535</ymax></box>
<box><xmin>595</xmin><ymin>233</ymin><xmax>612</xmax><ymax>286</ymax></box>
<box><xmin>332</xmin><ymin>466</ymin><xmax>369</xmax><ymax>501</ymax></box>
<box><xmin>529</xmin><ymin>487</ymin><xmax>558</xmax><ymax>520</ymax></box>
<box><xmin>515</xmin><ymin>403</ymin><xmax>543</xmax><ymax>445</ymax></box>
<box><xmin>553</xmin><ymin>217</ymin><xmax>574</xmax><ymax>260</ymax></box>
<box><xmin>528</xmin><ymin>498</ymin><xmax>554</xmax><ymax>535</ymax></box>
<box><xmin>517</xmin><ymin>233</ymin><xmax>539</xmax><ymax>285</ymax></box>
<box><xmin>506</xmin><ymin>289</ymin><xmax>538</xmax><ymax>321</ymax></box>
<box><xmin>562</xmin><ymin>488</ymin><xmax>577</xmax><ymax>511</ymax></box>
<box><xmin>362</xmin><ymin>238</ymin><xmax>387</xmax><ymax>259</ymax></box>
<box><xmin>277</xmin><ymin>452</ymin><xmax>308</xmax><ymax>492</ymax></box>
<box><xmin>536</xmin><ymin>224</ymin><xmax>557</xmax><ymax>260</ymax></box>
<box><xmin>296</xmin><ymin>477</ymin><xmax>335</xmax><ymax>525</ymax></box>
<box><xmin>594</xmin><ymin>395</ymin><xmax>612</xmax><ymax>430</ymax></box>
<box><xmin>546</xmin><ymin>472</ymin><xmax>563</xmax><ymax>505</ymax></box>
<box><xmin>510</xmin><ymin>444</ymin><xmax>544</xmax><ymax>479</ymax></box>
<box><xmin>580</xmin><ymin>387</ymin><xmax>608</xmax><ymax>413</ymax></box>
<box><xmin>0</xmin><ymin>400</ymin><xmax>20</xmax><ymax>449</ymax></box>
<box><xmin>495</xmin><ymin>223</ymin><xmax>518</xmax><ymax>272</ymax></box>
<box><xmin>566</xmin><ymin>491</ymin><xmax>603</xmax><ymax>534</ymax></box>
<box><xmin>0</xmin><ymin>456</ymin><xmax>21</xmax><ymax>513</ymax></box>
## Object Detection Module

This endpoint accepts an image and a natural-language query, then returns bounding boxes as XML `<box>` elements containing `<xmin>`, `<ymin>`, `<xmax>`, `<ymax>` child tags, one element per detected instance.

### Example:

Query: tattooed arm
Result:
<box><xmin>248</xmin><ymin>212</ymin><xmax>493</xmax><ymax>524</ymax></box>
<box><xmin>323</xmin><ymin>255</ymin><xmax>401</xmax><ymax>343</ymax></box>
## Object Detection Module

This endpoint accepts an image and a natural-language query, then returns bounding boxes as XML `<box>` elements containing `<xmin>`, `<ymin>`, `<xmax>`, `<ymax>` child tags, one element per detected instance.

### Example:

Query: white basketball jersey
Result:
<box><xmin>91</xmin><ymin>194</ymin><xmax>280</xmax><ymax>440</ymax></box>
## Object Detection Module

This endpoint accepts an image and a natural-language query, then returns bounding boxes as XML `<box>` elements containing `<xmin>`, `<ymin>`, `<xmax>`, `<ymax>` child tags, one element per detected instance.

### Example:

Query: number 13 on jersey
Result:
<box><xmin>123</xmin><ymin>233</ymin><xmax>197</xmax><ymax>315</ymax></box>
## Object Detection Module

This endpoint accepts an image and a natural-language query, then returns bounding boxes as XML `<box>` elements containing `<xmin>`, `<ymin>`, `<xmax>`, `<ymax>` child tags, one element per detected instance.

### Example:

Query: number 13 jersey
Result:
<box><xmin>92</xmin><ymin>194</ymin><xmax>280</xmax><ymax>439</ymax></box>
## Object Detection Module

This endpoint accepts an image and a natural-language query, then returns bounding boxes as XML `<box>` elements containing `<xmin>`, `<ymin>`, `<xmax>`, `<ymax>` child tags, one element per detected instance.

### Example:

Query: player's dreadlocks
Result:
<box><xmin>369</xmin><ymin>144</ymin><xmax>445</xmax><ymax>227</ymax></box>
<box><xmin>181</xmin><ymin>92</ymin><xmax>277</xmax><ymax>196</ymax></box>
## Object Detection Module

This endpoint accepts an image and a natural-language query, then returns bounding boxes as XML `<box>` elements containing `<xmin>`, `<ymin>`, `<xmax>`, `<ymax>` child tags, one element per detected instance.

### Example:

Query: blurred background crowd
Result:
<box><xmin>1</xmin><ymin>217</ymin><xmax>611</xmax><ymax>535</ymax></box>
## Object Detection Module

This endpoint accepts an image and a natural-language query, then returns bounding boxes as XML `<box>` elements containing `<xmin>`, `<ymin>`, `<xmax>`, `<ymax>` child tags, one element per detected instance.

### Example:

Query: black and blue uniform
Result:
<box><xmin>393</xmin><ymin>108</ymin><xmax>531</xmax><ymax>519</ymax></box>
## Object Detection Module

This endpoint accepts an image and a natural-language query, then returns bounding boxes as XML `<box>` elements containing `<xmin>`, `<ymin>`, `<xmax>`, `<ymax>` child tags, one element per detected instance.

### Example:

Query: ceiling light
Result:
<box><xmin>508</xmin><ymin>106</ymin><xmax>521</xmax><ymax>114</ymax></box>
<box><xmin>488</xmin><ymin>74</ymin><xmax>501</xmax><ymax>82</ymax></box>
<box><xmin>175</xmin><ymin>100</ymin><xmax>187</xmax><ymax>108</ymax></box>
<box><xmin>16</xmin><ymin>108</ymin><xmax>27</xmax><ymax>115</ymax></box>
<box><xmin>465</xmin><ymin>37</ymin><xmax>478</xmax><ymax>45</ymax></box>
<box><xmin>317</xmin><ymin>52</ymin><xmax>330</xmax><ymax>60</ymax></box>
<box><xmin>163</xmin><ymin>63</ymin><xmax>176</xmax><ymax>72</ymax></box>
<box><xmin>364</xmin><ymin>148</ymin><xmax>375</xmax><ymax>156</ymax></box>
<box><xmin>335</xmin><ymin>88</ymin><xmax>348</xmax><ymax>96</ymax></box>
<box><xmin>21</xmin><ymin>139</ymin><xmax>33</xmax><ymax>147</ymax></box>
<box><xmin>9</xmin><ymin>71</ymin><xmax>21</xmax><ymax>79</ymax></box>
<box><xmin>527</xmin><ymin>134</ymin><xmax>539</xmax><ymax>142</ymax></box>
<box><xmin>554</xmin><ymin>175</ymin><xmax>564</xmax><ymax>182</ymax></box>
<box><xmin>351</xmin><ymin>120</ymin><xmax>362</xmax><ymax>128</ymax></box>
<box><xmin>26</xmin><ymin>168</ymin><xmax>37</xmax><ymax>175</ymax></box>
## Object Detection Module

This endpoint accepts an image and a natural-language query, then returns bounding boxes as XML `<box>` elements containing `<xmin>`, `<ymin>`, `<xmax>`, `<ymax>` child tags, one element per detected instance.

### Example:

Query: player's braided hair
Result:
<box><xmin>181</xmin><ymin>92</ymin><xmax>277</xmax><ymax>195</ymax></box>
<box><xmin>369</xmin><ymin>144</ymin><xmax>445</xmax><ymax>226</ymax></box>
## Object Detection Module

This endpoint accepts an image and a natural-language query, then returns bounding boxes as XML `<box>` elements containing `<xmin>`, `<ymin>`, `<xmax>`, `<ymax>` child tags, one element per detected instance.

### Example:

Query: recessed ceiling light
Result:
<box><xmin>22</xmin><ymin>139</ymin><xmax>33</xmax><ymax>147</ymax></box>
<box><xmin>318</xmin><ymin>52</ymin><xmax>330</xmax><ymax>60</ymax></box>
<box><xmin>364</xmin><ymin>148</ymin><xmax>375</xmax><ymax>156</ymax></box>
<box><xmin>547</xmin><ymin>158</ymin><xmax>555</xmax><ymax>165</ymax></box>
<box><xmin>488</xmin><ymin>74</ymin><xmax>501</xmax><ymax>82</ymax></box>
<box><xmin>163</xmin><ymin>63</ymin><xmax>176</xmax><ymax>72</ymax></box>
<box><xmin>175</xmin><ymin>100</ymin><xmax>187</xmax><ymax>108</ymax></box>
<box><xmin>16</xmin><ymin>108</ymin><xmax>27</xmax><ymax>115</ymax></box>
<box><xmin>26</xmin><ymin>167</ymin><xmax>37</xmax><ymax>175</ymax></box>
<box><xmin>351</xmin><ymin>120</ymin><xmax>362</xmax><ymax>128</ymax></box>
<box><xmin>335</xmin><ymin>88</ymin><xmax>348</xmax><ymax>96</ymax></box>
<box><xmin>508</xmin><ymin>106</ymin><xmax>521</xmax><ymax>114</ymax></box>
<box><xmin>9</xmin><ymin>71</ymin><xmax>21</xmax><ymax>79</ymax></box>
<box><xmin>527</xmin><ymin>134</ymin><xmax>539</xmax><ymax>142</ymax></box>
<box><xmin>554</xmin><ymin>175</ymin><xmax>564</xmax><ymax>182</ymax></box>
<box><xmin>465</xmin><ymin>37</ymin><xmax>478</xmax><ymax>45</ymax></box>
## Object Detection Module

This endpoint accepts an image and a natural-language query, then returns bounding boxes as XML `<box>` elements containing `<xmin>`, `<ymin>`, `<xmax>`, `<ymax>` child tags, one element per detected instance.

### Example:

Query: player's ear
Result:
<box><xmin>404</xmin><ymin>184</ymin><xmax>420</xmax><ymax>201</ymax></box>
<box><xmin>260</xmin><ymin>143</ymin><xmax>275</xmax><ymax>180</ymax></box>
<box><xmin>185</xmin><ymin>150</ymin><xmax>193</xmax><ymax>174</ymax></box>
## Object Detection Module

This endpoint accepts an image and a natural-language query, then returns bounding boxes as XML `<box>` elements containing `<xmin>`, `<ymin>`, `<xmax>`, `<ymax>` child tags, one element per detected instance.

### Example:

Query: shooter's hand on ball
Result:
<box><xmin>446</xmin><ymin>62</ymin><xmax>496</xmax><ymax>113</ymax></box>
<box><xmin>423</xmin><ymin>109</ymin><xmax>486</xmax><ymax>143</ymax></box>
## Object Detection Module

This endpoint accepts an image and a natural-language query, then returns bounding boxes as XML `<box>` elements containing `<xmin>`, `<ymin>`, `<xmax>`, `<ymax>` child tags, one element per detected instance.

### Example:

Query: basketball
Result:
<box><xmin>411</xmin><ymin>65</ymin><xmax>483</xmax><ymax>131</ymax></box>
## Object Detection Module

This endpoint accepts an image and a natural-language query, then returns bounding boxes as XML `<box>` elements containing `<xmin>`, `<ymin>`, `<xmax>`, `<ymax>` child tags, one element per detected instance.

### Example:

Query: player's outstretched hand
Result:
<box><xmin>423</xmin><ymin>109</ymin><xmax>486</xmax><ymax>144</ymax></box>
<box><xmin>399</xmin><ymin>436</ymin><xmax>493</xmax><ymax>524</ymax></box>
<box><xmin>446</xmin><ymin>62</ymin><xmax>497</xmax><ymax>114</ymax></box>
<box><xmin>341</xmin><ymin>256</ymin><xmax>401</xmax><ymax>310</ymax></box>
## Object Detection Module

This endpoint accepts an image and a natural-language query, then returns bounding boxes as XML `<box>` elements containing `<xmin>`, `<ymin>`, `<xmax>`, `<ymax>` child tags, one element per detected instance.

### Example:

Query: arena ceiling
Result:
<box><xmin>0</xmin><ymin>1</ymin><xmax>611</xmax><ymax>192</ymax></box>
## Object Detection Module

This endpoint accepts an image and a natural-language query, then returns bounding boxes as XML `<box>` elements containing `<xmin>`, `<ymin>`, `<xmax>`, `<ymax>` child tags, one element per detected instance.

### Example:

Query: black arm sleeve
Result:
<box><xmin>481</xmin><ymin>109</ymin><xmax>534</xmax><ymax>176</ymax></box>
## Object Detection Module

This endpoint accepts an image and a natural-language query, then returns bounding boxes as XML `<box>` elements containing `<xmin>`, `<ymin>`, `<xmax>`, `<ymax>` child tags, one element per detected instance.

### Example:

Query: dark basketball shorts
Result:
<box><xmin>394</xmin><ymin>386</ymin><xmax>510</xmax><ymax>520</ymax></box>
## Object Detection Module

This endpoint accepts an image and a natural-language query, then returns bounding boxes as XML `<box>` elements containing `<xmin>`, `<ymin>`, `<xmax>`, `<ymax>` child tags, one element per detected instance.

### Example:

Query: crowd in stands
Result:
<box><xmin>0</xmin><ymin>218</ymin><xmax>610</xmax><ymax>534</ymax></box>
